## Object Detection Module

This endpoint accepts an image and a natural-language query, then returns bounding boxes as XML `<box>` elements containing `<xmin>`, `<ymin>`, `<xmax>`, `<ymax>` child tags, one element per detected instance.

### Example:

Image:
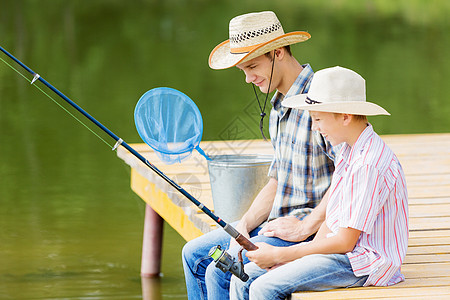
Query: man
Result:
<box><xmin>230</xmin><ymin>66</ymin><xmax>408</xmax><ymax>299</ymax></box>
<box><xmin>182</xmin><ymin>11</ymin><xmax>335</xmax><ymax>300</ymax></box>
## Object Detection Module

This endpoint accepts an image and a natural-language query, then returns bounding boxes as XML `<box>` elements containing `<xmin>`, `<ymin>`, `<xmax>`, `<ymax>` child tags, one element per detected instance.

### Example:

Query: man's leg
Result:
<box><xmin>182</xmin><ymin>226</ymin><xmax>231</xmax><ymax>300</ymax></box>
<box><xmin>246</xmin><ymin>254</ymin><xmax>368</xmax><ymax>300</ymax></box>
<box><xmin>206</xmin><ymin>228</ymin><xmax>298</xmax><ymax>300</ymax></box>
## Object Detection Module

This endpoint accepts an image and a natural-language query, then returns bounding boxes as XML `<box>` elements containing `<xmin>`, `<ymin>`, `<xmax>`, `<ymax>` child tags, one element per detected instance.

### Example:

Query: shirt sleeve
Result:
<box><xmin>340</xmin><ymin>164</ymin><xmax>385</xmax><ymax>234</ymax></box>
<box><xmin>268</xmin><ymin>107</ymin><xmax>279</xmax><ymax>179</ymax></box>
<box><xmin>268</xmin><ymin>156</ymin><xmax>277</xmax><ymax>178</ymax></box>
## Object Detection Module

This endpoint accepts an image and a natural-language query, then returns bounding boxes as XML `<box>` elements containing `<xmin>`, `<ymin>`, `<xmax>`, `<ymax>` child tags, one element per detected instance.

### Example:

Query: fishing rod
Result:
<box><xmin>0</xmin><ymin>46</ymin><xmax>258</xmax><ymax>257</ymax></box>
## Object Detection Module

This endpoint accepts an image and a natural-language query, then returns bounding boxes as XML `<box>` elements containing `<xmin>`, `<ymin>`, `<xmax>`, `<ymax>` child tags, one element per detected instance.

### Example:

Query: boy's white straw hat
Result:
<box><xmin>209</xmin><ymin>11</ymin><xmax>311</xmax><ymax>70</ymax></box>
<box><xmin>282</xmin><ymin>66</ymin><xmax>390</xmax><ymax>116</ymax></box>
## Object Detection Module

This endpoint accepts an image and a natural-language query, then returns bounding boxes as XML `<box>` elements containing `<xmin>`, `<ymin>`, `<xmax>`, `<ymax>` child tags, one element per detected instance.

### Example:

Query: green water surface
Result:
<box><xmin>1</xmin><ymin>0</ymin><xmax>448</xmax><ymax>299</ymax></box>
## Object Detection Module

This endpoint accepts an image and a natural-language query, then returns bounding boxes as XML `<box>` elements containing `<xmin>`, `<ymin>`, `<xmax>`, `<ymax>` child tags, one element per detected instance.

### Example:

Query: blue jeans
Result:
<box><xmin>181</xmin><ymin>222</ymin><xmax>298</xmax><ymax>300</ymax></box>
<box><xmin>230</xmin><ymin>253</ymin><xmax>368</xmax><ymax>300</ymax></box>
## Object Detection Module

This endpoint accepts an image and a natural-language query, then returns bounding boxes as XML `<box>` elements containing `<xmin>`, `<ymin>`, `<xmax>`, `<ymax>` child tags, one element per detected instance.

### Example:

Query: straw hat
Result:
<box><xmin>282</xmin><ymin>66</ymin><xmax>390</xmax><ymax>116</ymax></box>
<box><xmin>208</xmin><ymin>11</ymin><xmax>311</xmax><ymax>70</ymax></box>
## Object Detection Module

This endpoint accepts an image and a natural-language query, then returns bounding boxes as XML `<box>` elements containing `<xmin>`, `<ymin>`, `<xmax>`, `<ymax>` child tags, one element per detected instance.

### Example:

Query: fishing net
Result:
<box><xmin>134</xmin><ymin>87</ymin><xmax>210</xmax><ymax>164</ymax></box>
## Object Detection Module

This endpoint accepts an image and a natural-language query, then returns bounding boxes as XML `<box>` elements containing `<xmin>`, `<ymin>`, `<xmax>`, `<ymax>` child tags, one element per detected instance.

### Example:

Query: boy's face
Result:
<box><xmin>310</xmin><ymin>111</ymin><xmax>346</xmax><ymax>146</ymax></box>
<box><xmin>236</xmin><ymin>53</ymin><xmax>278</xmax><ymax>94</ymax></box>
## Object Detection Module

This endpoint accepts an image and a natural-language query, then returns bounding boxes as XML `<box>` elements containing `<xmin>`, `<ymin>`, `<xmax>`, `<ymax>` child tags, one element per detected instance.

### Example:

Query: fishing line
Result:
<box><xmin>1</xmin><ymin>52</ymin><xmax>144</xmax><ymax>217</ymax></box>
<box><xmin>251</xmin><ymin>50</ymin><xmax>276</xmax><ymax>141</ymax></box>
<box><xmin>0</xmin><ymin>55</ymin><xmax>114</xmax><ymax>149</ymax></box>
<box><xmin>0</xmin><ymin>45</ymin><xmax>258</xmax><ymax>254</ymax></box>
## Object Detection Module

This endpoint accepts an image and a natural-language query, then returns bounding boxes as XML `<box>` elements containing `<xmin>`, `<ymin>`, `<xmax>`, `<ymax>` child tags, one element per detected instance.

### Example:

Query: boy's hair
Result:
<box><xmin>334</xmin><ymin>113</ymin><xmax>368</xmax><ymax>122</ymax></box>
<box><xmin>351</xmin><ymin>115</ymin><xmax>368</xmax><ymax>122</ymax></box>
<box><xmin>264</xmin><ymin>46</ymin><xmax>292</xmax><ymax>59</ymax></box>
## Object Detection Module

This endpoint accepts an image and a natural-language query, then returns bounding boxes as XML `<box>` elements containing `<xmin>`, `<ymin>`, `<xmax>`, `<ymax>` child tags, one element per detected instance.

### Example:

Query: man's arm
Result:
<box><xmin>229</xmin><ymin>177</ymin><xmax>277</xmax><ymax>247</ymax></box>
<box><xmin>258</xmin><ymin>188</ymin><xmax>330</xmax><ymax>242</ymax></box>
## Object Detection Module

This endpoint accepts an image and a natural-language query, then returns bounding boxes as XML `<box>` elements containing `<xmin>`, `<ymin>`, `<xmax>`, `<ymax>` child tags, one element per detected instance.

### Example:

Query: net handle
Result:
<box><xmin>195</xmin><ymin>145</ymin><xmax>211</xmax><ymax>161</ymax></box>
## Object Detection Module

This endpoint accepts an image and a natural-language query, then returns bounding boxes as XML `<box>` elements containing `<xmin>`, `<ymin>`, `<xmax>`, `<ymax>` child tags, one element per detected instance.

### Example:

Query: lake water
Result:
<box><xmin>1</xmin><ymin>0</ymin><xmax>448</xmax><ymax>299</ymax></box>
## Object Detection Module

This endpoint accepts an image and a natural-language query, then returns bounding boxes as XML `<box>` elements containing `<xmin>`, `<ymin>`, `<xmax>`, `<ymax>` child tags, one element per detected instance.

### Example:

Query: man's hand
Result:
<box><xmin>229</xmin><ymin>222</ymin><xmax>250</xmax><ymax>249</ymax></box>
<box><xmin>258</xmin><ymin>216</ymin><xmax>313</xmax><ymax>242</ymax></box>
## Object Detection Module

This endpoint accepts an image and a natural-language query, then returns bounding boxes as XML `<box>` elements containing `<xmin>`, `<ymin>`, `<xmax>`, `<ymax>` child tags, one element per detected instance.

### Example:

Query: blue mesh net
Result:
<box><xmin>134</xmin><ymin>87</ymin><xmax>210</xmax><ymax>164</ymax></box>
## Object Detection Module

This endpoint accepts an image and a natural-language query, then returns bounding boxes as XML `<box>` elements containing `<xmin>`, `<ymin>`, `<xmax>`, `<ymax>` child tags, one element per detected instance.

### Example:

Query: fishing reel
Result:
<box><xmin>209</xmin><ymin>245</ymin><xmax>249</xmax><ymax>282</ymax></box>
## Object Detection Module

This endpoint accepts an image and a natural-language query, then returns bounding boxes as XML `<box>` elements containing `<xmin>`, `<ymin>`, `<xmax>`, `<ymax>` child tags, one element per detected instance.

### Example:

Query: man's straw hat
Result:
<box><xmin>282</xmin><ymin>66</ymin><xmax>390</xmax><ymax>116</ymax></box>
<box><xmin>209</xmin><ymin>11</ymin><xmax>311</xmax><ymax>70</ymax></box>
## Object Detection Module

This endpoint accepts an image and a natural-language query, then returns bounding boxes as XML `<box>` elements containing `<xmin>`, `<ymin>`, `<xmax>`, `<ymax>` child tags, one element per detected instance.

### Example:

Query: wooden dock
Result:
<box><xmin>117</xmin><ymin>133</ymin><xmax>450</xmax><ymax>299</ymax></box>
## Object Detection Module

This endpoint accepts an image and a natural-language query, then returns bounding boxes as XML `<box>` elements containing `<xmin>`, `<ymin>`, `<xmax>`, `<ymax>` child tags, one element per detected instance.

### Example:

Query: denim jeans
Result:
<box><xmin>230</xmin><ymin>253</ymin><xmax>368</xmax><ymax>300</ymax></box>
<box><xmin>181</xmin><ymin>222</ymin><xmax>298</xmax><ymax>300</ymax></box>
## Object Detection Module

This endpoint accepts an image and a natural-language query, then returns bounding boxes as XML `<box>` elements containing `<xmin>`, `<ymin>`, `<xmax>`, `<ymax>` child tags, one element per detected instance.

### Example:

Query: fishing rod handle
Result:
<box><xmin>235</xmin><ymin>234</ymin><xmax>258</xmax><ymax>251</ymax></box>
<box><xmin>224</xmin><ymin>224</ymin><xmax>258</xmax><ymax>251</ymax></box>
<box><xmin>223</xmin><ymin>224</ymin><xmax>258</xmax><ymax>251</ymax></box>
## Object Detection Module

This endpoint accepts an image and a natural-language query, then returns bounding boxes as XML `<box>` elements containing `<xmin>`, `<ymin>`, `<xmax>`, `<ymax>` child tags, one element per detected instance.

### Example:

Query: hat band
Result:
<box><xmin>305</xmin><ymin>97</ymin><xmax>322</xmax><ymax>104</ymax></box>
<box><xmin>230</xmin><ymin>44</ymin><xmax>260</xmax><ymax>54</ymax></box>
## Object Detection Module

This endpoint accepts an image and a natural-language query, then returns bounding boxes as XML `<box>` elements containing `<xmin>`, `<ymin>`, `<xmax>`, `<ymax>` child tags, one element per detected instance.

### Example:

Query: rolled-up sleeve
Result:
<box><xmin>268</xmin><ymin>156</ymin><xmax>277</xmax><ymax>178</ymax></box>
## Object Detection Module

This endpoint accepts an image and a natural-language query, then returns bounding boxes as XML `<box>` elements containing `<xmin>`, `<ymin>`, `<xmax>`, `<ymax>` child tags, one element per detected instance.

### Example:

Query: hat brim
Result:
<box><xmin>282</xmin><ymin>95</ymin><xmax>390</xmax><ymax>116</ymax></box>
<box><xmin>209</xmin><ymin>31</ymin><xmax>311</xmax><ymax>70</ymax></box>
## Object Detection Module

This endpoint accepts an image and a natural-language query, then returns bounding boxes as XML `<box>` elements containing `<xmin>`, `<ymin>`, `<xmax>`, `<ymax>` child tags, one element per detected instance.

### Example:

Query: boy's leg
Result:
<box><xmin>230</xmin><ymin>262</ymin><xmax>267</xmax><ymax>300</ymax></box>
<box><xmin>234</xmin><ymin>254</ymin><xmax>368</xmax><ymax>300</ymax></box>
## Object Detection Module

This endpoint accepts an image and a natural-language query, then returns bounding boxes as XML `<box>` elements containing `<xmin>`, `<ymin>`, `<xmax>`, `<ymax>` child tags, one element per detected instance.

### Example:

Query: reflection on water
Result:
<box><xmin>142</xmin><ymin>277</ymin><xmax>162</xmax><ymax>300</ymax></box>
<box><xmin>0</xmin><ymin>0</ymin><xmax>448</xmax><ymax>299</ymax></box>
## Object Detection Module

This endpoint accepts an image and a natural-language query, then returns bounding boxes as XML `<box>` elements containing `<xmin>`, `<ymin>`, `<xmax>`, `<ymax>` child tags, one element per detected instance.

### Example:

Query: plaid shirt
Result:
<box><xmin>268</xmin><ymin>64</ymin><xmax>335</xmax><ymax>220</ymax></box>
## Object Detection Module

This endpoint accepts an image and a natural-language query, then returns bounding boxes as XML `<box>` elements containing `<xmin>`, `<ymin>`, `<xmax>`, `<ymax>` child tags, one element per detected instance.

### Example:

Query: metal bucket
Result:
<box><xmin>207</xmin><ymin>154</ymin><xmax>273</xmax><ymax>223</ymax></box>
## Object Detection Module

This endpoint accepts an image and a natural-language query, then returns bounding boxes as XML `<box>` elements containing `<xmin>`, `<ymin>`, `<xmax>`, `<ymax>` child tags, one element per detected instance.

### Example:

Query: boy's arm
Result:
<box><xmin>246</xmin><ymin>225</ymin><xmax>361</xmax><ymax>269</ymax></box>
<box><xmin>259</xmin><ymin>188</ymin><xmax>330</xmax><ymax>242</ymax></box>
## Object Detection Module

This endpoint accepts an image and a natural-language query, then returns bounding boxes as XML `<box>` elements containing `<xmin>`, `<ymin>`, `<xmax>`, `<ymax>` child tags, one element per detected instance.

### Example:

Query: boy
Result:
<box><xmin>230</xmin><ymin>66</ymin><xmax>409</xmax><ymax>299</ymax></box>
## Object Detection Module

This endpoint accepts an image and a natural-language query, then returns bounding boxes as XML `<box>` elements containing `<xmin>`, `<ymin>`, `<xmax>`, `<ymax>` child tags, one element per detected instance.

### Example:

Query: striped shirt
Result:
<box><xmin>326</xmin><ymin>124</ymin><xmax>409</xmax><ymax>286</ymax></box>
<box><xmin>268</xmin><ymin>64</ymin><xmax>335</xmax><ymax>220</ymax></box>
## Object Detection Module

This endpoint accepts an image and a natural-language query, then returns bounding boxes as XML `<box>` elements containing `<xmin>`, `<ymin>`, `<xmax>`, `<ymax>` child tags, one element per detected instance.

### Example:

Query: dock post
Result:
<box><xmin>141</xmin><ymin>204</ymin><xmax>164</xmax><ymax>277</ymax></box>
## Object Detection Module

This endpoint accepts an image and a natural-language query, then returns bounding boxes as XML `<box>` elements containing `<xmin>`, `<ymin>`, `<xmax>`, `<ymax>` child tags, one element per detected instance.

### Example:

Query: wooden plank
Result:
<box><xmin>409</xmin><ymin>217</ymin><xmax>450</xmax><ymax>231</ymax></box>
<box><xmin>408</xmin><ymin>236</ymin><xmax>450</xmax><ymax>246</ymax></box>
<box><xmin>403</xmin><ymin>254</ymin><xmax>450</xmax><ymax>264</ymax></box>
<box><xmin>382</xmin><ymin>133</ymin><xmax>450</xmax><ymax>143</ymax></box>
<box><xmin>409</xmin><ymin>197</ymin><xmax>450</xmax><ymax>205</ymax></box>
<box><xmin>408</xmin><ymin>186</ymin><xmax>450</xmax><ymax>198</ymax></box>
<box><xmin>375</xmin><ymin>296</ymin><xmax>450</xmax><ymax>300</ymax></box>
<box><xmin>293</xmin><ymin>261</ymin><xmax>450</xmax><ymax>299</ymax></box>
<box><xmin>409</xmin><ymin>204</ymin><xmax>450</xmax><ymax>217</ymax></box>
<box><xmin>292</xmin><ymin>264</ymin><xmax>450</xmax><ymax>299</ymax></box>
<box><xmin>385</xmin><ymin>144</ymin><xmax>450</xmax><ymax>156</ymax></box>
<box><xmin>409</xmin><ymin>229</ymin><xmax>450</xmax><ymax>238</ymax></box>
<box><xmin>405</xmin><ymin>174</ymin><xmax>450</xmax><ymax>186</ymax></box>
<box><xmin>293</xmin><ymin>286</ymin><xmax>450</xmax><ymax>299</ymax></box>
<box><xmin>406</xmin><ymin>245</ymin><xmax>450</xmax><ymax>255</ymax></box>
<box><xmin>400</xmin><ymin>162</ymin><xmax>450</xmax><ymax>176</ymax></box>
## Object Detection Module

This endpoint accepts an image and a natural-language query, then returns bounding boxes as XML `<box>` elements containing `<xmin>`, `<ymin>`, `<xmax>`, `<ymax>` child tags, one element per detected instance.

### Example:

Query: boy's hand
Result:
<box><xmin>259</xmin><ymin>216</ymin><xmax>311</xmax><ymax>242</ymax></box>
<box><xmin>245</xmin><ymin>242</ymin><xmax>280</xmax><ymax>269</ymax></box>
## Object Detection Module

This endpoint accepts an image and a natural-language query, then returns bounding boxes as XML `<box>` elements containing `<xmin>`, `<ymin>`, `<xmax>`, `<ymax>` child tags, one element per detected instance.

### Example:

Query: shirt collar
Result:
<box><xmin>340</xmin><ymin>124</ymin><xmax>374</xmax><ymax>165</ymax></box>
<box><xmin>271</xmin><ymin>63</ymin><xmax>314</xmax><ymax>109</ymax></box>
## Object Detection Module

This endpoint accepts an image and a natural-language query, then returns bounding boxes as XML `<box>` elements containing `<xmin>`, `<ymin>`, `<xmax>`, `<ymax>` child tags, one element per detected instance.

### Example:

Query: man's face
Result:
<box><xmin>236</xmin><ymin>54</ymin><xmax>276</xmax><ymax>94</ymax></box>
<box><xmin>310</xmin><ymin>111</ymin><xmax>346</xmax><ymax>146</ymax></box>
